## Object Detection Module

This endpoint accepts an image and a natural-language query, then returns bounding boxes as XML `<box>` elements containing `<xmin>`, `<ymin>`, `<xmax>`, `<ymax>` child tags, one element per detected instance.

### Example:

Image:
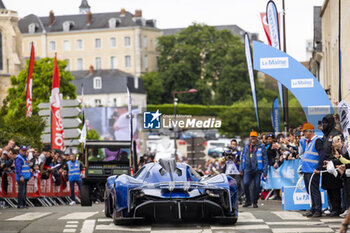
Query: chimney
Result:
<box><xmin>134</xmin><ymin>10</ymin><xmax>142</xmax><ymax>18</ymax></box>
<box><xmin>120</xmin><ymin>8</ymin><xmax>126</xmax><ymax>17</ymax></box>
<box><xmin>87</xmin><ymin>11</ymin><xmax>92</xmax><ymax>25</ymax></box>
<box><xmin>89</xmin><ymin>65</ymin><xmax>94</xmax><ymax>74</ymax></box>
<box><xmin>49</xmin><ymin>10</ymin><xmax>55</xmax><ymax>26</ymax></box>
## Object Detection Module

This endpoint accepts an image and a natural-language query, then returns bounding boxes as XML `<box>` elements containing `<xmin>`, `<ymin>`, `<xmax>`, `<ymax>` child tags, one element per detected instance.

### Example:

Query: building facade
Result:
<box><xmin>319</xmin><ymin>0</ymin><xmax>350</xmax><ymax>105</ymax></box>
<box><xmin>18</xmin><ymin>3</ymin><xmax>161</xmax><ymax>77</ymax></box>
<box><xmin>0</xmin><ymin>1</ymin><xmax>24</xmax><ymax>105</ymax></box>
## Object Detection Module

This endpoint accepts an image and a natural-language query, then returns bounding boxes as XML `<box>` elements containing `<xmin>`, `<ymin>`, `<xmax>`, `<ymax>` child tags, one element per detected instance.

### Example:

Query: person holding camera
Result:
<box><xmin>223</xmin><ymin>139</ymin><xmax>243</xmax><ymax>203</ymax></box>
<box><xmin>240</xmin><ymin>131</ymin><xmax>268</xmax><ymax>208</ymax></box>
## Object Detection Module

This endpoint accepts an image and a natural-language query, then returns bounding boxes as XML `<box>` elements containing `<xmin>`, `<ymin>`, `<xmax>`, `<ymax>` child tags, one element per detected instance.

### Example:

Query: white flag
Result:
<box><xmin>80</xmin><ymin>123</ymin><xmax>87</xmax><ymax>148</ymax></box>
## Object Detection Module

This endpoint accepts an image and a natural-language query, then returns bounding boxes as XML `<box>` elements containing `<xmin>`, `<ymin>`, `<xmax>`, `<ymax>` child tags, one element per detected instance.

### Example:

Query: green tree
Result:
<box><xmin>3</xmin><ymin>57</ymin><xmax>76</xmax><ymax>119</ymax></box>
<box><xmin>141</xmin><ymin>71</ymin><xmax>165</xmax><ymax>104</ymax></box>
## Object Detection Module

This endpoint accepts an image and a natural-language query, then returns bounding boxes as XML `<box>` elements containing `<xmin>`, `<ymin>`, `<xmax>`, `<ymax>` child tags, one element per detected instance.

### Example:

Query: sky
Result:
<box><xmin>6</xmin><ymin>0</ymin><xmax>324</xmax><ymax>61</ymax></box>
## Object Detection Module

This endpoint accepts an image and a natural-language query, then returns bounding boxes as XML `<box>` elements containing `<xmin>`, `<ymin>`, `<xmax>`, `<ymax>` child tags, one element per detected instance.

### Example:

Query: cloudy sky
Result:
<box><xmin>6</xmin><ymin>0</ymin><xmax>324</xmax><ymax>61</ymax></box>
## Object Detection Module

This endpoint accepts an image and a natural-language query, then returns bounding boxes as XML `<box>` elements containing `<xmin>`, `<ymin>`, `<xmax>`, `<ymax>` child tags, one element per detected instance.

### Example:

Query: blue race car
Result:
<box><xmin>104</xmin><ymin>158</ymin><xmax>238</xmax><ymax>225</ymax></box>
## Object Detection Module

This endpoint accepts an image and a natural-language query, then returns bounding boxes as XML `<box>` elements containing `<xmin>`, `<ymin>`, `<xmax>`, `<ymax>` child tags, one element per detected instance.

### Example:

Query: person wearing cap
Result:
<box><xmin>300</xmin><ymin>122</ymin><xmax>324</xmax><ymax>217</ymax></box>
<box><xmin>320</xmin><ymin>114</ymin><xmax>342</xmax><ymax>217</ymax></box>
<box><xmin>240</xmin><ymin>130</ymin><xmax>268</xmax><ymax>208</ymax></box>
<box><xmin>15</xmin><ymin>145</ymin><xmax>32</xmax><ymax>209</ymax></box>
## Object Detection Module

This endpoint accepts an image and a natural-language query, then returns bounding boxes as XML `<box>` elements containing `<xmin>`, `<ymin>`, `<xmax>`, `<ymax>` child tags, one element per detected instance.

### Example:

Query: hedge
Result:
<box><xmin>147</xmin><ymin>104</ymin><xmax>231</xmax><ymax>116</ymax></box>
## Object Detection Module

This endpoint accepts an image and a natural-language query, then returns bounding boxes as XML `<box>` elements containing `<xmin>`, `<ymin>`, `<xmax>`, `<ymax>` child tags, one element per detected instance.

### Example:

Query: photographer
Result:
<box><xmin>223</xmin><ymin>140</ymin><xmax>243</xmax><ymax>203</ymax></box>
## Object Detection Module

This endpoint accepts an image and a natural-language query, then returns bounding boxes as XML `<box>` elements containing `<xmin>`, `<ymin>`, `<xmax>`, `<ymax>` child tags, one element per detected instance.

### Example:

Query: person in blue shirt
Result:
<box><xmin>15</xmin><ymin>145</ymin><xmax>32</xmax><ymax>209</ymax></box>
<box><xmin>240</xmin><ymin>131</ymin><xmax>268</xmax><ymax>208</ymax></box>
<box><xmin>67</xmin><ymin>154</ymin><xmax>83</xmax><ymax>205</ymax></box>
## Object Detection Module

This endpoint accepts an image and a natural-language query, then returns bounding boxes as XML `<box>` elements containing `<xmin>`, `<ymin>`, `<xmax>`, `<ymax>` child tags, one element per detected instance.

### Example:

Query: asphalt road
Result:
<box><xmin>0</xmin><ymin>200</ymin><xmax>344</xmax><ymax>233</ymax></box>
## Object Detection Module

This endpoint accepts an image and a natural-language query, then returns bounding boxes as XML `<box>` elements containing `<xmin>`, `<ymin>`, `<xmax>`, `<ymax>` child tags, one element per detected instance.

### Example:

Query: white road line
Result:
<box><xmin>80</xmin><ymin>220</ymin><xmax>95</xmax><ymax>233</ymax></box>
<box><xmin>65</xmin><ymin>224</ymin><xmax>78</xmax><ymax>228</ymax></box>
<box><xmin>272</xmin><ymin>211</ymin><xmax>308</xmax><ymax>220</ymax></box>
<box><xmin>328</xmin><ymin>224</ymin><xmax>340</xmax><ymax>228</ymax></box>
<box><xmin>211</xmin><ymin>225</ymin><xmax>269</xmax><ymax>230</ymax></box>
<box><xmin>320</xmin><ymin>218</ymin><xmax>343</xmax><ymax>223</ymax></box>
<box><xmin>95</xmin><ymin>223</ymin><xmax>152</xmax><ymax>231</ymax></box>
<box><xmin>271</xmin><ymin>228</ymin><xmax>334</xmax><ymax>233</ymax></box>
<box><xmin>63</xmin><ymin>229</ymin><xmax>76</xmax><ymax>233</ymax></box>
<box><xmin>59</xmin><ymin>212</ymin><xmax>98</xmax><ymax>220</ymax></box>
<box><xmin>237</xmin><ymin>212</ymin><xmax>264</xmax><ymax>222</ymax></box>
<box><xmin>97</xmin><ymin>218</ymin><xmax>113</xmax><ymax>222</ymax></box>
<box><xmin>67</xmin><ymin>221</ymin><xmax>79</xmax><ymax>224</ymax></box>
<box><xmin>7</xmin><ymin>212</ymin><xmax>52</xmax><ymax>221</ymax></box>
<box><xmin>266</xmin><ymin>221</ymin><xmax>325</xmax><ymax>226</ymax></box>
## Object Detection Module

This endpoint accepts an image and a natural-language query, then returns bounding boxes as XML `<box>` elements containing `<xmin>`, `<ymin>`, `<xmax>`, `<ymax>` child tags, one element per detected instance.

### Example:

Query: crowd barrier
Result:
<box><xmin>0</xmin><ymin>173</ymin><xmax>80</xmax><ymax>207</ymax></box>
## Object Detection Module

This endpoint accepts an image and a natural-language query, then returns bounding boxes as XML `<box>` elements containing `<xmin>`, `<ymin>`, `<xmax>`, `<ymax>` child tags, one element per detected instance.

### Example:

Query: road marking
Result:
<box><xmin>266</xmin><ymin>221</ymin><xmax>325</xmax><ymax>226</ymax></box>
<box><xmin>328</xmin><ymin>224</ymin><xmax>340</xmax><ymax>228</ymax></box>
<box><xmin>7</xmin><ymin>212</ymin><xmax>52</xmax><ymax>221</ymax></box>
<box><xmin>151</xmin><ymin>230</ymin><xmax>211</xmax><ymax>233</ymax></box>
<box><xmin>65</xmin><ymin>224</ymin><xmax>78</xmax><ymax>228</ymax></box>
<box><xmin>272</xmin><ymin>211</ymin><xmax>308</xmax><ymax>220</ymax></box>
<box><xmin>59</xmin><ymin>212</ymin><xmax>98</xmax><ymax>220</ymax></box>
<box><xmin>271</xmin><ymin>228</ymin><xmax>334</xmax><ymax>233</ymax></box>
<box><xmin>95</xmin><ymin>223</ymin><xmax>151</xmax><ymax>231</ymax></box>
<box><xmin>97</xmin><ymin>218</ymin><xmax>113</xmax><ymax>222</ymax></box>
<box><xmin>67</xmin><ymin>221</ymin><xmax>79</xmax><ymax>224</ymax></box>
<box><xmin>238</xmin><ymin>212</ymin><xmax>264</xmax><ymax>222</ymax></box>
<box><xmin>211</xmin><ymin>225</ymin><xmax>269</xmax><ymax>230</ymax></box>
<box><xmin>63</xmin><ymin>230</ymin><xmax>76</xmax><ymax>233</ymax></box>
<box><xmin>80</xmin><ymin>220</ymin><xmax>95</xmax><ymax>233</ymax></box>
<box><xmin>320</xmin><ymin>218</ymin><xmax>343</xmax><ymax>223</ymax></box>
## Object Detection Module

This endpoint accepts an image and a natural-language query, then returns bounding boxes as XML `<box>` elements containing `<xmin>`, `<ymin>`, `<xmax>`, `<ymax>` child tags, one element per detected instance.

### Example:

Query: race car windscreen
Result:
<box><xmin>86</xmin><ymin>146</ymin><xmax>130</xmax><ymax>163</ymax></box>
<box><xmin>143</xmin><ymin>165</ymin><xmax>201</xmax><ymax>183</ymax></box>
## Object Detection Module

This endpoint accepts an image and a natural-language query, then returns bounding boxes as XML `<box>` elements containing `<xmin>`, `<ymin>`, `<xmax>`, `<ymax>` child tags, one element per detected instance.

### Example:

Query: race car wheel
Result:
<box><xmin>112</xmin><ymin>207</ymin><xmax>124</xmax><ymax>225</ymax></box>
<box><xmin>80</xmin><ymin>184</ymin><xmax>92</xmax><ymax>206</ymax></box>
<box><xmin>104</xmin><ymin>194</ymin><xmax>111</xmax><ymax>217</ymax></box>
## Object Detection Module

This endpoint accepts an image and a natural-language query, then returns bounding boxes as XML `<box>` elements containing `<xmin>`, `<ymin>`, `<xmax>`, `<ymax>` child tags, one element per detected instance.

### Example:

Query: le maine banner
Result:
<box><xmin>252</xmin><ymin>41</ymin><xmax>333</xmax><ymax>131</ymax></box>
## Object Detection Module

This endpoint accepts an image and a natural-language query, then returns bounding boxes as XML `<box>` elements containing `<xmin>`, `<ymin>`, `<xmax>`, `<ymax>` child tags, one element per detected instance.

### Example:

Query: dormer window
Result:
<box><xmin>108</xmin><ymin>18</ymin><xmax>121</xmax><ymax>29</ymax></box>
<box><xmin>93</xmin><ymin>77</ymin><xmax>102</xmax><ymax>89</ymax></box>
<box><xmin>63</xmin><ymin>21</ymin><xmax>74</xmax><ymax>32</ymax></box>
<box><xmin>28</xmin><ymin>23</ymin><xmax>38</xmax><ymax>34</ymax></box>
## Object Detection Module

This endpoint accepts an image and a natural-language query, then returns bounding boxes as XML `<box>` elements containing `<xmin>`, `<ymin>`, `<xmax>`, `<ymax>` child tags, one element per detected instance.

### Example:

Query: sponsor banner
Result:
<box><xmin>260</xmin><ymin>57</ymin><xmax>289</xmax><ymax>69</ymax></box>
<box><xmin>244</xmin><ymin>33</ymin><xmax>260</xmax><ymax>130</ymax></box>
<box><xmin>282</xmin><ymin>185</ymin><xmax>328</xmax><ymax>210</ymax></box>
<box><xmin>291</xmin><ymin>79</ymin><xmax>314</xmax><ymax>88</ymax></box>
<box><xmin>26</xmin><ymin>43</ymin><xmax>35</xmax><ymax>117</ymax></box>
<box><xmin>266</xmin><ymin>0</ymin><xmax>281</xmax><ymax>50</ymax></box>
<box><xmin>260</xmin><ymin>13</ymin><xmax>272</xmax><ymax>46</ymax></box>
<box><xmin>307</xmin><ymin>105</ymin><xmax>331</xmax><ymax>116</ymax></box>
<box><xmin>262</xmin><ymin>159</ymin><xmax>301</xmax><ymax>189</ymax></box>
<box><xmin>51</xmin><ymin>56</ymin><xmax>64</xmax><ymax>150</ymax></box>
<box><xmin>338</xmin><ymin>101</ymin><xmax>350</xmax><ymax>155</ymax></box>
<box><xmin>272</xmin><ymin>97</ymin><xmax>280</xmax><ymax>135</ymax></box>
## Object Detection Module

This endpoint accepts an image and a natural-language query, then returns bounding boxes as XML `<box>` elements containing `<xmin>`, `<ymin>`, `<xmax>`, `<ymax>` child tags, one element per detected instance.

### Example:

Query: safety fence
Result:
<box><xmin>0</xmin><ymin>173</ymin><xmax>80</xmax><ymax>208</ymax></box>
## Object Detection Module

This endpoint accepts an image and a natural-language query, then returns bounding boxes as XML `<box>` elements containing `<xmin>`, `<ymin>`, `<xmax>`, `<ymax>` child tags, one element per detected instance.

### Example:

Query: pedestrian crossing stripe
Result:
<box><xmin>271</xmin><ymin>228</ymin><xmax>334</xmax><ymax>233</ymax></box>
<box><xmin>7</xmin><ymin>212</ymin><xmax>52</xmax><ymax>221</ymax></box>
<box><xmin>59</xmin><ymin>212</ymin><xmax>98</xmax><ymax>220</ymax></box>
<box><xmin>272</xmin><ymin>211</ymin><xmax>308</xmax><ymax>220</ymax></box>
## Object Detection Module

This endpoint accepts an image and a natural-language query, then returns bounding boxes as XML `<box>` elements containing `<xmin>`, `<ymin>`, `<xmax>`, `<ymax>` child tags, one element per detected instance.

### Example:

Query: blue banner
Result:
<box><xmin>266</xmin><ymin>0</ymin><xmax>284</xmax><ymax>112</ymax></box>
<box><xmin>272</xmin><ymin>97</ymin><xmax>280</xmax><ymax>135</ymax></box>
<box><xmin>252</xmin><ymin>41</ymin><xmax>333</xmax><ymax>131</ymax></box>
<box><xmin>270</xmin><ymin>110</ymin><xmax>274</xmax><ymax>130</ymax></box>
<box><xmin>244</xmin><ymin>33</ymin><xmax>260</xmax><ymax>131</ymax></box>
<box><xmin>262</xmin><ymin>159</ymin><xmax>302</xmax><ymax>189</ymax></box>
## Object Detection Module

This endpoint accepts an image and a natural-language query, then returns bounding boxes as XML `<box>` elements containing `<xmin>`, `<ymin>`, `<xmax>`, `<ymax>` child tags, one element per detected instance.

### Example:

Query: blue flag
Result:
<box><xmin>272</xmin><ymin>97</ymin><xmax>280</xmax><ymax>135</ymax></box>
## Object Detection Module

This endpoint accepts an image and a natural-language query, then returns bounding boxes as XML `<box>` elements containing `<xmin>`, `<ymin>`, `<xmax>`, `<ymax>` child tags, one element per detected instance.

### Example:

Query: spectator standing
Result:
<box><xmin>300</xmin><ymin>123</ymin><xmax>324</xmax><ymax>217</ymax></box>
<box><xmin>67</xmin><ymin>154</ymin><xmax>83</xmax><ymax>205</ymax></box>
<box><xmin>240</xmin><ymin>131</ymin><xmax>268</xmax><ymax>208</ymax></box>
<box><xmin>321</xmin><ymin>114</ymin><xmax>343</xmax><ymax>217</ymax></box>
<box><xmin>15</xmin><ymin>145</ymin><xmax>32</xmax><ymax>209</ymax></box>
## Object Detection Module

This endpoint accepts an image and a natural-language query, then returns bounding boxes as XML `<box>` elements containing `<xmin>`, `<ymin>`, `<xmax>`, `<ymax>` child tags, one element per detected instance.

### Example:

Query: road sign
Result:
<box><xmin>38</xmin><ymin>99</ymin><xmax>80</xmax><ymax>109</ymax></box>
<box><xmin>38</xmin><ymin>107</ymin><xmax>81</xmax><ymax>117</ymax></box>
<box><xmin>43</xmin><ymin>117</ymin><xmax>82</xmax><ymax>128</ymax></box>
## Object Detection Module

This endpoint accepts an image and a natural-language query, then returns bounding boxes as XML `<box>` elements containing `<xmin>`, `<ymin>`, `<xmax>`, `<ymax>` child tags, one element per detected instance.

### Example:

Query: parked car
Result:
<box><xmin>104</xmin><ymin>158</ymin><xmax>238</xmax><ymax>225</ymax></box>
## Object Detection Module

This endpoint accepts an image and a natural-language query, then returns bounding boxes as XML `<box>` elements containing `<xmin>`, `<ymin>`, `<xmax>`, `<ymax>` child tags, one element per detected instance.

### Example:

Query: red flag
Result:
<box><xmin>260</xmin><ymin>12</ymin><xmax>281</xmax><ymax>47</ymax></box>
<box><xmin>50</xmin><ymin>55</ymin><xmax>64</xmax><ymax>150</ymax></box>
<box><xmin>26</xmin><ymin>43</ymin><xmax>35</xmax><ymax>117</ymax></box>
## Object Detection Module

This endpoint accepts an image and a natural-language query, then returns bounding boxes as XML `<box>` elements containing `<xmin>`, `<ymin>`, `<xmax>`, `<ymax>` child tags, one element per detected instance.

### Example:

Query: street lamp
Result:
<box><xmin>172</xmin><ymin>88</ymin><xmax>198</xmax><ymax>160</ymax></box>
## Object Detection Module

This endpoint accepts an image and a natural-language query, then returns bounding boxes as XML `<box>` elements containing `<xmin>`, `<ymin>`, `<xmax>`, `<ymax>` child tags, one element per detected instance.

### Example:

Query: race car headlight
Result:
<box><xmin>206</xmin><ymin>190</ymin><xmax>220</xmax><ymax>197</ymax></box>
